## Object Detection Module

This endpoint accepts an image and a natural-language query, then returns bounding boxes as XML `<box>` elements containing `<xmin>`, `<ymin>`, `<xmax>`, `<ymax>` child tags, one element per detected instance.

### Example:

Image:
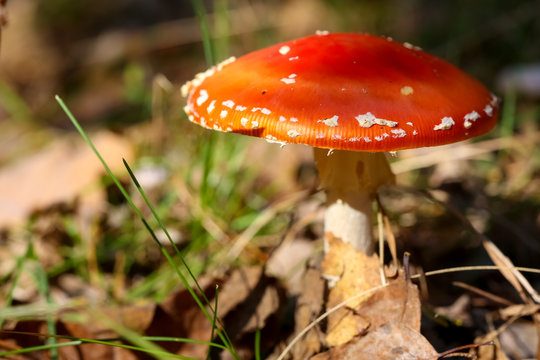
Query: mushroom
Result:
<box><xmin>181</xmin><ymin>33</ymin><xmax>498</xmax><ymax>255</ymax></box>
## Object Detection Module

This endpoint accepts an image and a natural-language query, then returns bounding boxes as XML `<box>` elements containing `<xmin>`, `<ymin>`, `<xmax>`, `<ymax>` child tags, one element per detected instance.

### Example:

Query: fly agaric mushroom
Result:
<box><xmin>182</xmin><ymin>33</ymin><xmax>498</xmax><ymax>255</ymax></box>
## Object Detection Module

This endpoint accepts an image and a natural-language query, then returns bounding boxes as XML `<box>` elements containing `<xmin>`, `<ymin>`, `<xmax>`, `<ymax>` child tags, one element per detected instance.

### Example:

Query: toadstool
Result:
<box><xmin>181</xmin><ymin>33</ymin><xmax>498</xmax><ymax>255</ymax></box>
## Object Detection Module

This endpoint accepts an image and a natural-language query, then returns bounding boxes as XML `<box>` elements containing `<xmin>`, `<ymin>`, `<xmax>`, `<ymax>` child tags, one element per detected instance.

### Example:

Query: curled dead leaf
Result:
<box><xmin>312</xmin><ymin>323</ymin><xmax>438</xmax><ymax>360</ymax></box>
<box><xmin>322</xmin><ymin>233</ymin><xmax>381</xmax><ymax>346</ymax></box>
<box><xmin>150</xmin><ymin>266</ymin><xmax>285</xmax><ymax>359</ymax></box>
<box><xmin>0</xmin><ymin>131</ymin><xmax>134</xmax><ymax>228</ymax></box>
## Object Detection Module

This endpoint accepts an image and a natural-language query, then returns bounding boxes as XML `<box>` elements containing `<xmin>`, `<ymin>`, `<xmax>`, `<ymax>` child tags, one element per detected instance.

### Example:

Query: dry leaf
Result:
<box><xmin>266</xmin><ymin>238</ymin><xmax>316</xmax><ymax>293</ymax></box>
<box><xmin>483</xmin><ymin>239</ymin><xmax>540</xmax><ymax>357</ymax></box>
<box><xmin>149</xmin><ymin>266</ymin><xmax>284</xmax><ymax>359</ymax></box>
<box><xmin>321</xmin><ymin>233</ymin><xmax>381</xmax><ymax>346</ymax></box>
<box><xmin>434</xmin><ymin>294</ymin><xmax>472</xmax><ymax>327</ymax></box>
<box><xmin>60</xmin><ymin>320</ymin><xmax>120</xmax><ymax>360</ymax></box>
<box><xmin>311</xmin><ymin>323</ymin><xmax>437</xmax><ymax>360</ymax></box>
<box><xmin>499</xmin><ymin>304</ymin><xmax>540</xmax><ymax>319</ymax></box>
<box><xmin>144</xmin><ymin>275</ymin><xmax>219</xmax><ymax>357</ymax></box>
<box><xmin>312</xmin><ymin>273</ymin><xmax>436</xmax><ymax>360</ymax></box>
<box><xmin>0</xmin><ymin>131</ymin><xmax>133</xmax><ymax>228</ymax></box>
<box><xmin>483</xmin><ymin>239</ymin><xmax>540</xmax><ymax>303</ymax></box>
<box><xmin>474</xmin><ymin>333</ymin><xmax>509</xmax><ymax>360</ymax></box>
<box><xmin>499</xmin><ymin>321</ymin><xmax>538</xmax><ymax>359</ymax></box>
<box><xmin>0</xmin><ymin>321</ymin><xmax>45</xmax><ymax>356</ymax></box>
<box><xmin>59</xmin><ymin>304</ymin><xmax>155</xmax><ymax>360</ymax></box>
<box><xmin>216</xmin><ymin>266</ymin><xmax>283</xmax><ymax>335</ymax></box>
<box><xmin>271</xmin><ymin>262</ymin><xmax>325</xmax><ymax>360</ymax></box>
<box><xmin>316</xmin><ymin>237</ymin><xmax>435</xmax><ymax>359</ymax></box>
<box><xmin>355</xmin><ymin>270</ymin><xmax>422</xmax><ymax>332</ymax></box>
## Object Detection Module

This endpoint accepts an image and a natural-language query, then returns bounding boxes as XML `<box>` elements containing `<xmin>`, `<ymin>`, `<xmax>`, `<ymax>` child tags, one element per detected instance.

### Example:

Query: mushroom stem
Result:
<box><xmin>314</xmin><ymin>148</ymin><xmax>394</xmax><ymax>254</ymax></box>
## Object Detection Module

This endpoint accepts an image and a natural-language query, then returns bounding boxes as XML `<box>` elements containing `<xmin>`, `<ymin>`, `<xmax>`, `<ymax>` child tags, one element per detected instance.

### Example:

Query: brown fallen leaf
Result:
<box><xmin>483</xmin><ymin>239</ymin><xmax>540</xmax><ymax>304</ymax></box>
<box><xmin>266</xmin><ymin>238</ymin><xmax>316</xmax><ymax>293</ymax></box>
<box><xmin>321</xmin><ymin>233</ymin><xmax>381</xmax><ymax>346</ymax></box>
<box><xmin>269</xmin><ymin>261</ymin><xmax>325</xmax><ymax>360</ymax></box>
<box><xmin>433</xmin><ymin>294</ymin><xmax>472</xmax><ymax>327</ymax></box>
<box><xmin>471</xmin><ymin>305</ymin><xmax>536</xmax><ymax>360</ymax></box>
<box><xmin>0</xmin><ymin>321</ymin><xmax>45</xmax><ymax>357</ymax></box>
<box><xmin>314</xmin><ymin>238</ymin><xmax>440</xmax><ymax>360</ymax></box>
<box><xmin>291</xmin><ymin>263</ymin><xmax>325</xmax><ymax>359</ymax></box>
<box><xmin>499</xmin><ymin>303</ymin><xmax>540</xmax><ymax>319</ymax></box>
<box><xmin>0</xmin><ymin>131</ymin><xmax>134</xmax><ymax>228</ymax></box>
<box><xmin>310</xmin><ymin>268</ymin><xmax>440</xmax><ymax>360</ymax></box>
<box><xmin>145</xmin><ymin>288</ymin><xmax>214</xmax><ymax>357</ymax></box>
<box><xmin>59</xmin><ymin>320</ymin><xmax>131</xmax><ymax>360</ymax></box>
<box><xmin>311</xmin><ymin>323</ymin><xmax>438</xmax><ymax>360</ymax></box>
<box><xmin>499</xmin><ymin>321</ymin><xmax>538</xmax><ymax>359</ymax></box>
<box><xmin>474</xmin><ymin>332</ymin><xmax>509</xmax><ymax>360</ymax></box>
<box><xmin>217</xmin><ymin>266</ymin><xmax>283</xmax><ymax>336</ymax></box>
<box><xmin>2</xmin><ymin>267</ymin><xmax>284</xmax><ymax>359</ymax></box>
<box><xmin>58</xmin><ymin>304</ymin><xmax>155</xmax><ymax>360</ymax></box>
<box><xmin>483</xmin><ymin>239</ymin><xmax>540</xmax><ymax>358</ymax></box>
<box><xmin>354</xmin><ymin>269</ymin><xmax>422</xmax><ymax>332</ymax></box>
<box><xmin>147</xmin><ymin>266</ymin><xmax>285</xmax><ymax>359</ymax></box>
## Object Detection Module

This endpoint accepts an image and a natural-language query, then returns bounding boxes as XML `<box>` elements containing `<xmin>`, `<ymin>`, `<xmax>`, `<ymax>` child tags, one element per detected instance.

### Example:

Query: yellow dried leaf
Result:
<box><xmin>322</xmin><ymin>233</ymin><xmax>381</xmax><ymax>346</ymax></box>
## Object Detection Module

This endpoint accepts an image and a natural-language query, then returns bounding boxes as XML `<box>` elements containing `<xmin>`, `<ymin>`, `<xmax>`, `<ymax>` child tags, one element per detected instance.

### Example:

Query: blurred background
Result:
<box><xmin>0</xmin><ymin>0</ymin><xmax>539</xmax><ymax>357</ymax></box>
<box><xmin>2</xmin><ymin>0</ymin><xmax>540</xmax><ymax>128</ymax></box>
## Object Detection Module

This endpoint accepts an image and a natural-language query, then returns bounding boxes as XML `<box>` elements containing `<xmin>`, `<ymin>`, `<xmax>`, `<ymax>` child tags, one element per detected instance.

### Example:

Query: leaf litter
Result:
<box><xmin>313</xmin><ymin>234</ymin><xmax>438</xmax><ymax>360</ymax></box>
<box><xmin>1</xmin><ymin>1</ymin><xmax>540</xmax><ymax>358</ymax></box>
<box><xmin>0</xmin><ymin>131</ymin><xmax>134</xmax><ymax>228</ymax></box>
<box><xmin>469</xmin><ymin>239</ymin><xmax>540</xmax><ymax>359</ymax></box>
<box><xmin>1</xmin><ymin>128</ymin><xmax>538</xmax><ymax>359</ymax></box>
<box><xmin>2</xmin><ymin>169</ymin><xmax>537</xmax><ymax>359</ymax></box>
<box><xmin>0</xmin><ymin>267</ymin><xmax>285</xmax><ymax>359</ymax></box>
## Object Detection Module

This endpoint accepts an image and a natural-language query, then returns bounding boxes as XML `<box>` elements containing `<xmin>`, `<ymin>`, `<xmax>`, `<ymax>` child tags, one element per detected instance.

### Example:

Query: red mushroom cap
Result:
<box><xmin>182</xmin><ymin>33</ymin><xmax>498</xmax><ymax>152</ymax></box>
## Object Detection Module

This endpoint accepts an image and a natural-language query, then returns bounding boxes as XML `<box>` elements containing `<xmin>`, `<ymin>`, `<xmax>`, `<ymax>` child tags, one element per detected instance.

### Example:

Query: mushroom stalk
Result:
<box><xmin>314</xmin><ymin>148</ymin><xmax>394</xmax><ymax>254</ymax></box>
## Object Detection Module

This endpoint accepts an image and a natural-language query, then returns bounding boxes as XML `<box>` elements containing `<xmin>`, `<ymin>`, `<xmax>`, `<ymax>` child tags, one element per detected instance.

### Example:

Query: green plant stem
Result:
<box><xmin>123</xmin><ymin>159</ymin><xmax>237</xmax><ymax>357</ymax></box>
<box><xmin>206</xmin><ymin>285</ymin><xmax>219</xmax><ymax>360</ymax></box>
<box><xmin>0</xmin><ymin>341</ymin><xmax>82</xmax><ymax>357</ymax></box>
<box><xmin>0</xmin><ymin>242</ymin><xmax>33</xmax><ymax>328</ymax></box>
<box><xmin>188</xmin><ymin>0</ymin><xmax>215</xmax><ymax>65</ymax></box>
<box><xmin>200</xmin><ymin>132</ymin><xmax>217</xmax><ymax>206</ymax></box>
<box><xmin>500</xmin><ymin>89</ymin><xmax>516</xmax><ymax>138</ymax></box>
<box><xmin>254</xmin><ymin>328</ymin><xmax>261</xmax><ymax>360</ymax></box>
<box><xmin>56</xmin><ymin>95</ymin><xmax>238</xmax><ymax>360</ymax></box>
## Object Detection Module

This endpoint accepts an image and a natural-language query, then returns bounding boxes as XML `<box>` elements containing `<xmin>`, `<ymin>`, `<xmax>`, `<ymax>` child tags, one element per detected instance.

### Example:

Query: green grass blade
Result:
<box><xmin>188</xmin><ymin>0</ymin><xmax>221</xmax><ymax>208</ymax></box>
<box><xmin>0</xmin><ymin>241</ymin><xmax>60</xmax><ymax>360</ymax></box>
<box><xmin>0</xmin><ymin>330</ymin><xmax>228</xmax><ymax>358</ymax></box>
<box><xmin>188</xmin><ymin>0</ymin><xmax>215</xmax><ymax>65</ymax></box>
<box><xmin>143</xmin><ymin>336</ymin><xmax>228</xmax><ymax>350</ymax></box>
<box><xmin>28</xmin><ymin>247</ymin><xmax>58</xmax><ymax>360</ymax></box>
<box><xmin>500</xmin><ymin>89</ymin><xmax>516</xmax><ymax>138</ymax></box>
<box><xmin>200</xmin><ymin>132</ymin><xmax>217</xmax><ymax>207</ymax></box>
<box><xmin>122</xmin><ymin>159</ymin><xmax>238</xmax><ymax>358</ymax></box>
<box><xmin>92</xmin><ymin>310</ymin><xmax>178</xmax><ymax>360</ymax></box>
<box><xmin>56</xmin><ymin>95</ymin><xmax>176</xmax><ymax>283</ymax></box>
<box><xmin>56</xmin><ymin>95</ymin><xmax>238</xmax><ymax>359</ymax></box>
<box><xmin>0</xmin><ymin>341</ymin><xmax>82</xmax><ymax>357</ymax></box>
<box><xmin>213</xmin><ymin>0</ymin><xmax>231</xmax><ymax>61</ymax></box>
<box><xmin>122</xmin><ymin>159</ymin><xmax>207</xmax><ymax>296</ymax></box>
<box><xmin>0</xmin><ymin>78</ymin><xmax>33</xmax><ymax>122</ymax></box>
<box><xmin>254</xmin><ymin>328</ymin><xmax>261</xmax><ymax>360</ymax></box>
<box><xmin>0</xmin><ymin>241</ymin><xmax>33</xmax><ymax>328</ymax></box>
<box><xmin>0</xmin><ymin>337</ymin><xmax>189</xmax><ymax>359</ymax></box>
<box><xmin>206</xmin><ymin>284</ymin><xmax>219</xmax><ymax>360</ymax></box>
<box><xmin>55</xmin><ymin>96</ymin><xmax>139</xmax><ymax>216</ymax></box>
